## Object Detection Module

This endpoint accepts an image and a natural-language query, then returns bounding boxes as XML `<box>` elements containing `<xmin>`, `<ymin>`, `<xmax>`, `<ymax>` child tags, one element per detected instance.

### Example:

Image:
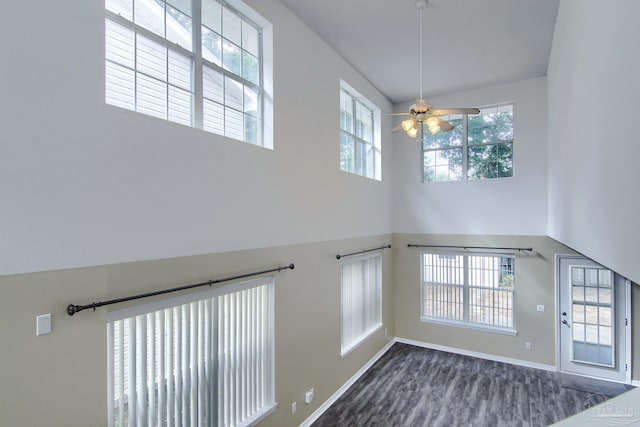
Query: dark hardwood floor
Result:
<box><xmin>312</xmin><ymin>343</ymin><xmax>624</xmax><ymax>427</ymax></box>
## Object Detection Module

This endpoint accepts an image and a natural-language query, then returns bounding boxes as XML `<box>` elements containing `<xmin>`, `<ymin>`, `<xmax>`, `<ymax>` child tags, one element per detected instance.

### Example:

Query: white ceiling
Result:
<box><xmin>278</xmin><ymin>0</ymin><xmax>560</xmax><ymax>104</ymax></box>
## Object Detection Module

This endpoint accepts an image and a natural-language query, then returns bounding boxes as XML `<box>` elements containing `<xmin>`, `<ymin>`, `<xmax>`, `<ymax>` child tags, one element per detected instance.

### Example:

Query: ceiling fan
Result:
<box><xmin>393</xmin><ymin>0</ymin><xmax>480</xmax><ymax>140</ymax></box>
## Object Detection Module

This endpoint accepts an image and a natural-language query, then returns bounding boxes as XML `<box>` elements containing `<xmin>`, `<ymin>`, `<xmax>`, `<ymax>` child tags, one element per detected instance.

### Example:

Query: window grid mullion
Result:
<box><xmin>371</xmin><ymin>111</ymin><xmax>375</xmax><ymax>177</ymax></box>
<box><xmin>193</xmin><ymin>0</ymin><xmax>203</xmax><ymax>129</ymax></box>
<box><xmin>258</xmin><ymin>26</ymin><xmax>264</xmax><ymax>142</ymax></box>
<box><xmin>463</xmin><ymin>255</ymin><xmax>469</xmax><ymax>323</ymax></box>
<box><xmin>164</xmin><ymin>1</ymin><xmax>169</xmax><ymax>121</ymax></box>
<box><xmin>462</xmin><ymin>114</ymin><xmax>469</xmax><ymax>179</ymax></box>
<box><xmin>352</xmin><ymin>97</ymin><xmax>358</xmax><ymax>172</ymax></box>
<box><xmin>134</xmin><ymin>16</ymin><xmax>139</xmax><ymax>113</ymax></box>
<box><xmin>421</xmin><ymin>136</ymin><xmax>426</xmax><ymax>183</ymax></box>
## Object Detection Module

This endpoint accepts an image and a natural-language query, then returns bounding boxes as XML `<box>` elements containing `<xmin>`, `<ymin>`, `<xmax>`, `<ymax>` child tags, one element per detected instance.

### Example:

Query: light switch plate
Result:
<box><xmin>536</xmin><ymin>304</ymin><xmax>545</xmax><ymax>313</ymax></box>
<box><xmin>36</xmin><ymin>314</ymin><xmax>52</xmax><ymax>336</ymax></box>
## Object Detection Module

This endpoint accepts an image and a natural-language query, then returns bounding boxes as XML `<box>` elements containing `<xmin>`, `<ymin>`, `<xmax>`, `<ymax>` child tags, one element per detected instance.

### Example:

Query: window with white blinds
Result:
<box><xmin>105</xmin><ymin>0</ymin><xmax>269</xmax><ymax>147</ymax></box>
<box><xmin>421</xmin><ymin>252</ymin><xmax>515</xmax><ymax>333</ymax></box>
<box><xmin>106</xmin><ymin>276</ymin><xmax>275</xmax><ymax>427</ymax></box>
<box><xmin>341</xmin><ymin>253</ymin><xmax>383</xmax><ymax>356</ymax></box>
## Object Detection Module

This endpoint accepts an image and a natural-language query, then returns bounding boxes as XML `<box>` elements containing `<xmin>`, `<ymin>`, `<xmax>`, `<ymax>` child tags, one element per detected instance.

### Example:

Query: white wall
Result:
<box><xmin>392</xmin><ymin>77</ymin><xmax>548</xmax><ymax>236</ymax></box>
<box><xmin>548</xmin><ymin>0</ymin><xmax>640</xmax><ymax>283</ymax></box>
<box><xmin>0</xmin><ymin>0</ymin><xmax>393</xmax><ymax>276</ymax></box>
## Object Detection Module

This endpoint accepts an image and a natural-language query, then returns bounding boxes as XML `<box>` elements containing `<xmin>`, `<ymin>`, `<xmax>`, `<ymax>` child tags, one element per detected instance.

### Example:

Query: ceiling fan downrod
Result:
<box><xmin>416</xmin><ymin>0</ymin><xmax>428</xmax><ymax>102</ymax></box>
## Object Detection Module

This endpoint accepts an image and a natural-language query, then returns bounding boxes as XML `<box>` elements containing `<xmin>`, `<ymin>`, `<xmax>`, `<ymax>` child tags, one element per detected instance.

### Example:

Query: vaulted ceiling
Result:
<box><xmin>278</xmin><ymin>0</ymin><xmax>560</xmax><ymax>103</ymax></box>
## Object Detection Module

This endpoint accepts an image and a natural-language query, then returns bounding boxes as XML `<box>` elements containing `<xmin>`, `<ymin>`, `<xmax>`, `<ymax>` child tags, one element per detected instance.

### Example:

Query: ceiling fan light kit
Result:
<box><xmin>397</xmin><ymin>0</ymin><xmax>480</xmax><ymax>141</ymax></box>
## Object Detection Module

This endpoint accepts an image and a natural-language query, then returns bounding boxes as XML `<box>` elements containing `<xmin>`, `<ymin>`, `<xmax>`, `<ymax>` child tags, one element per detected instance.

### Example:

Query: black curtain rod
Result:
<box><xmin>67</xmin><ymin>263</ymin><xmax>295</xmax><ymax>316</ymax></box>
<box><xmin>336</xmin><ymin>244</ymin><xmax>391</xmax><ymax>260</ymax></box>
<box><xmin>407</xmin><ymin>244</ymin><xmax>533</xmax><ymax>252</ymax></box>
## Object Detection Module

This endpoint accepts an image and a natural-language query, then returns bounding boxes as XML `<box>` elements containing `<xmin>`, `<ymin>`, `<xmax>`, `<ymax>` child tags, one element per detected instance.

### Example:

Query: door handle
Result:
<box><xmin>561</xmin><ymin>319</ymin><xmax>569</xmax><ymax>326</ymax></box>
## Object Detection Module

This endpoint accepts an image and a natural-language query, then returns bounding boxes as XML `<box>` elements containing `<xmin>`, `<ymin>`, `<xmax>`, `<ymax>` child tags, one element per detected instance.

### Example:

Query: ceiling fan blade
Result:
<box><xmin>384</xmin><ymin>112</ymin><xmax>412</xmax><ymax>116</ymax></box>
<box><xmin>432</xmin><ymin>108</ymin><xmax>480</xmax><ymax>115</ymax></box>
<box><xmin>436</xmin><ymin>117</ymin><xmax>453</xmax><ymax>131</ymax></box>
<box><xmin>391</xmin><ymin>123</ymin><xmax>403</xmax><ymax>133</ymax></box>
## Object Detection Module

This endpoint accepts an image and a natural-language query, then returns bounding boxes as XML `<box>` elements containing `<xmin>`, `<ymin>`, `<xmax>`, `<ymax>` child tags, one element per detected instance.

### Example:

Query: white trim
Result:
<box><xmin>420</xmin><ymin>317</ymin><xmax>517</xmax><ymax>336</ymax></box>
<box><xmin>625</xmin><ymin>279</ymin><xmax>632</xmax><ymax>384</ymax></box>
<box><xmin>557</xmin><ymin>369</ymin><xmax>632</xmax><ymax>385</ymax></box>
<box><xmin>340</xmin><ymin>323</ymin><xmax>383</xmax><ymax>358</ymax></box>
<box><xmin>300</xmin><ymin>339</ymin><xmax>396</xmax><ymax>427</ymax></box>
<box><xmin>554</xmin><ymin>254</ymin><xmax>566</xmax><ymax>377</ymax></box>
<box><xmin>632</xmin><ymin>380</ymin><xmax>640</xmax><ymax>387</ymax></box>
<box><xmin>241</xmin><ymin>402</ymin><xmax>277</xmax><ymax>427</ymax></box>
<box><xmin>395</xmin><ymin>337</ymin><xmax>556</xmax><ymax>372</ymax></box>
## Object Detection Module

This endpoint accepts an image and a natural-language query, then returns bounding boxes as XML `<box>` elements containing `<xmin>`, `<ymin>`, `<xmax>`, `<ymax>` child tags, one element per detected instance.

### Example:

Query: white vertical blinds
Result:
<box><xmin>107</xmin><ymin>277</ymin><xmax>275</xmax><ymax>427</ymax></box>
<box><xmin>421</xmin><ymin>252</ymin><xmax>515</xmax><ymax>330</ymax></box>
<box><xmin>341</xmin><ymin>253</ymin><xmax>382</xmax><ymax>356</ymax></box>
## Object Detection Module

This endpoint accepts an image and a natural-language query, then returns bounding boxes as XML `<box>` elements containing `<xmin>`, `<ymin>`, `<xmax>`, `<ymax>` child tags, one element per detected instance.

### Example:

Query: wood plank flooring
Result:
<box><xmin>312</xmin><ymin>343</ymin><xmax>624</xmax><ymax>427</ymax></box>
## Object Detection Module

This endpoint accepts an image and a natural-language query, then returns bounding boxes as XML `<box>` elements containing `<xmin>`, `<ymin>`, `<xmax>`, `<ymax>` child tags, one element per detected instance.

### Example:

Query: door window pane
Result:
<box><xmin>572</xmin><ymin>286</ymin><xmax>584</xmax><ymax>302</ymax></box>
<box><xmin>599</xmin><ymin>288</ymin><xmax>612</xmax><ymax>304</ymax></box>
<box><xmin>570</xmin><ymin>266</ymin><xmax>614</xmax><ymax>367</ymax></box>
<box><xmin>572</xmin><ymin>268</ymin><xmax>584</xmax><ymax>286</ymax></box>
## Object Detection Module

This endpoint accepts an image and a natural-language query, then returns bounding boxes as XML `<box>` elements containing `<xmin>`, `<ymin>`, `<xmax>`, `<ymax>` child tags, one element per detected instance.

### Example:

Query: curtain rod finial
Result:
<box><xmin>67</xmin><ymin>304</ymin><xmax>78</xmax><ymax>316</ymax></box>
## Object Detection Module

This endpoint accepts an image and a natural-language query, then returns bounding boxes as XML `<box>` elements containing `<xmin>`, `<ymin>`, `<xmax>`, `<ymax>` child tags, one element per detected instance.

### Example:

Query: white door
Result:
<box><xmin>558</xmin><ymin>256</ymin><xmax>629</xmax><ymax>382</ymax></box>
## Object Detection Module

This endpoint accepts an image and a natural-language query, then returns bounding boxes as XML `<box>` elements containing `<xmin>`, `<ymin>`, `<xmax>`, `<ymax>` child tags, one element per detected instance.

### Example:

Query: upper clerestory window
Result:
<box><xmin>105</xmin><ymin>0</ymin><xmax>273</xmax><ymax>148</ymax></box>
<box><xmin>423</xmin><ymin>104</ymin><xmax>513</xmax><ymax>182</ymax></box>
<box><xmin>339</xmin><ymin>81</ymin><xmax>382</xmax><ymax>181</ymax></box>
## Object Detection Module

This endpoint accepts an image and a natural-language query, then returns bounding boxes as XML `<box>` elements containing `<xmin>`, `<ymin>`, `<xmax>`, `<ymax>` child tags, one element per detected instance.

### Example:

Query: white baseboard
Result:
<box><xmin>395</xmin><ymin>337</ymin><xmax>557</xmax><ymax>372</ymax></box>
<box><xmin>632</xmin><ymin>380</ymin><xmax>640</xmax><ymax>387</ymax></box>
<box><xmin>299</xmin><ymin>339</ymin><xmax>396</xmax><ymax>427</ymax></box>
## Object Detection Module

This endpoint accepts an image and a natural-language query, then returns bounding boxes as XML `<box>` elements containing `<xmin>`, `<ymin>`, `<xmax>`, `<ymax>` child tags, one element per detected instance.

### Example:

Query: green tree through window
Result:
<box><xmin>423</xmin><ymin>104</ymin><xmax>513</xmax><ymax>182</ymax></box>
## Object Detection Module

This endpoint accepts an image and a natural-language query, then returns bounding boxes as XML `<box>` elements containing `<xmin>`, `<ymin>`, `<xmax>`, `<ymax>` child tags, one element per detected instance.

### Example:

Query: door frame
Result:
<box><xmin>555</xmin><ymin>254</ymin><xmax>632</xmax><ymax>384</ymax></box>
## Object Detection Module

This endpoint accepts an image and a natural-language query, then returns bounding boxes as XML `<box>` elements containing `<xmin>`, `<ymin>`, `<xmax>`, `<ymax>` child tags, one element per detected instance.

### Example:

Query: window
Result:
<box><xmin>107</xmin><ymin>276</ymin><xmax>275</xmax><ymax>427</ymax></box>
<box><xmin>423</xmin><ymin>104</ymin><xmax>513</xmax><ymax>182</ymax></box>
<box><xmin>105</xmin><ymin>0</ymin><xmax>272</xmax><ymax>147</ymax></box>
<box><xmin>421</xmin><ymin>252</ymin><xmax>515</xmax><ymax>333</ymax></box>
<box><xmin>340</xmin><ymin>81</ymin><xmax>381</xmax><ymax>180</ymax></box>
<box><xmin>341</xmin><ymin>253</ymin><xmax>383</xmax><ymax>356</ymax></box>
<box><xmin>571</xmin><ymin>267</ymin><xmax>614</xmax><ymax>366</ymax></box>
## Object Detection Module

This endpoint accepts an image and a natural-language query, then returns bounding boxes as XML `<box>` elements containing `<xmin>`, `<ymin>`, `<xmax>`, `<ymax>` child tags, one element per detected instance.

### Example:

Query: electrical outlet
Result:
<box><xmin>525</xmin><ymin>342</ymin><xmax>531</xmax><ymax>350</ymax></box>
<box><xmin>291</xmin><ymin>402</ymin><xmax>296</xmax><ymax>414</ymax></box>
<box><xmin>384</xmin><ymin>328</ymin><xmax>388</xmax><ymax>336</ymax></box>
<box><xmin>536</xmin><ymin>304</ymin><xmax>546</xmax><ymax>313</ymax></box>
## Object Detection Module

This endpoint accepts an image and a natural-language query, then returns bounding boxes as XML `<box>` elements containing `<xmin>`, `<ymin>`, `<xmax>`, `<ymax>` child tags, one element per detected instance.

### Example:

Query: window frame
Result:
<box><xmin>339</xmin><ymin>80</ymin><xmax>382</xmax><ymax>181</ymax></box>
<box><xmin>106</xmin><ymin>275</ymin><xmax>276</xmax><ymax>427</ymax></box>
<box><xmin>420</xmin><ymin>251</ymin><xmax>517</xmax><ymax>335</ymax></box>
<box><xmin>340</xmin><ymin>251</ymin><xmax>383</xmax><ymax>357</ymax></box>
<box><xmin>422</xmin><ymin>103</ymin><xmax>513</xmax><ymax>183</ymax></box>
<box><xmin>105</xmin><ymin>0</ymin><xmax>273</xmax><ymax>149</ymax></box>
